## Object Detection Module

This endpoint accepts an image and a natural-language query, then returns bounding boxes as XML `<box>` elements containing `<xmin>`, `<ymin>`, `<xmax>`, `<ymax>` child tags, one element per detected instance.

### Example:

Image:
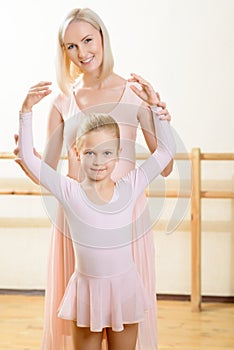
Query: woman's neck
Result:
<box><xmin>81</xmin><ymin>72</ymin><xmax>116</xmax><ymax>89</ymax></box>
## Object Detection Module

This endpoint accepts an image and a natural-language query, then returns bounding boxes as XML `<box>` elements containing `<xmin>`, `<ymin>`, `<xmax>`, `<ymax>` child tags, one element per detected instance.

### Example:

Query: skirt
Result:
<box><xmin>58</xmin><ymin>264</ymin><xmax>150</xmax><ymax>332</ymax></box>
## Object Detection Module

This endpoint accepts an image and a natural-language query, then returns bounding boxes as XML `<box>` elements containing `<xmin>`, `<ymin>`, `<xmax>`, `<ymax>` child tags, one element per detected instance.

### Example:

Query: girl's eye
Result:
<box><xmin>104</xmin><ymin>151</ymin><xmax>112</xmax><ymax>156</ymax></box>
<box><xmin>86</xmin><ymin>151</ymin><xmax>94</xmax><ymax>156</ymax></box>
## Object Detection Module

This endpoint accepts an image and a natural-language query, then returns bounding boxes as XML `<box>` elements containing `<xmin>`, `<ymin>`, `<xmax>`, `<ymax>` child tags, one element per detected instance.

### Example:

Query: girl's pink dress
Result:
<box><xmin>41</xmin><ymin>82</ymin><xmax>160</xmax><ymax>349</ymax></box>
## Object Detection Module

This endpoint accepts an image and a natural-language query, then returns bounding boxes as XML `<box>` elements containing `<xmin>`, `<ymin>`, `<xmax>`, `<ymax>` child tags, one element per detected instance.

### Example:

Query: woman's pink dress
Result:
<box><xmin>42</xmin><ymin>81</ymin><xmax>158</xmax><ymax>349</ymax></box>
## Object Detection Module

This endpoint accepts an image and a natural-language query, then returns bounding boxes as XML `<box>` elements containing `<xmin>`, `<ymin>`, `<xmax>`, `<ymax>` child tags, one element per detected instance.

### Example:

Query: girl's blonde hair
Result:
<box><xmin>76</xmin><ymin>114</ymin><xmax>120</xmax><ymax>151</ymax></box>
<box><xmin>56</xmin><ymin>8</ymin><xmax>114</xmax><ymax>95</ymax></box>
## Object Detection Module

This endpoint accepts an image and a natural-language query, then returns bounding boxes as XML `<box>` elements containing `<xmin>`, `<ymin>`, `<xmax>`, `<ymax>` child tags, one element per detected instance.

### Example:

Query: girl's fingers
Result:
<box><xmin>159</xmin><ymin>113</ymin><xmax>171</xmax><ymax>121</ymax></box>
<box><xmin>158</xmin><ymin>109</ymin><xmax>171</xmax><ymax>121</ymax></box>
<box><xmin>14</xmin><ymin>134</ymin><xmax>19</xmax><ymax>144</ymax></box>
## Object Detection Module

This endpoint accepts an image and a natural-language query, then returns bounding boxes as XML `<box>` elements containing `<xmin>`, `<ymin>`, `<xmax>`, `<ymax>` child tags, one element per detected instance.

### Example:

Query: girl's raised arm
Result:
<box><xmin>129</xmin><ymin>73</ymin><xmax>174</xmax><ymax>177</ymax></box>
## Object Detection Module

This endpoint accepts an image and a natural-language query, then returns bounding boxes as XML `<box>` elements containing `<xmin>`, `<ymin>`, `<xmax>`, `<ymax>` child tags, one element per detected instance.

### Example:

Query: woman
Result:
<box><xmin>16</xmin><ymin>7</ymin><xmax>173</xmax><ymax>350</ymax></box>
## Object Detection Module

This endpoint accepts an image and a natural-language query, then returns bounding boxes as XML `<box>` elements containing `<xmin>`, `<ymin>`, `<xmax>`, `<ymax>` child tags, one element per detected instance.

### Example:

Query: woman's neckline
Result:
<box><xmin>72</xmin><ymin>80</ymin><xmax>129</xmax><ymax>115</ymax></box>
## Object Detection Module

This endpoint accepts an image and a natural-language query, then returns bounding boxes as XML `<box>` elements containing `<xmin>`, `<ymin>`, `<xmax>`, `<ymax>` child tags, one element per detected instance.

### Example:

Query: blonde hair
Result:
<box><xmin>56</xmin><ymin>8</ymin><xmax>114</xmax><ymax>95</ymax></box>
<box><xmin>76</xmin><ymin>114</ymin><xmax>120</xmax><ymax>151</ymax></box>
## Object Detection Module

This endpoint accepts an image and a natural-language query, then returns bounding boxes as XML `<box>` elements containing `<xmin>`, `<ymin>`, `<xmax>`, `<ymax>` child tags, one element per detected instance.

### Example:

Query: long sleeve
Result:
<box><xmin>126</xmin><ymin>106</ymin><xmax>176</xmax><ymax>199</ymax></box>
<box><xmin>18</xmin><ymin>112</ymin><xmax>69</xmax><ymax>203</ymax></box>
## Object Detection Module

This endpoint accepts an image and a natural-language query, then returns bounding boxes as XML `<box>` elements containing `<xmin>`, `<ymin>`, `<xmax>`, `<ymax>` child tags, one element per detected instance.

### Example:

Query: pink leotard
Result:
<box><xmin>18</xmin><ymin>107</ymin><xmax>175</xmax><ymax>333</ymax></box>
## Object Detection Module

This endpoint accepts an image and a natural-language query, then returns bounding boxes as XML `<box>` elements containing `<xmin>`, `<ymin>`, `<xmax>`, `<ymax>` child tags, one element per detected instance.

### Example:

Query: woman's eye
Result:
<box><xmin>84</xmin><ymin>38</ymin><xmax>92</xmax><ymax>44</ymax></box>
<box><xmin>67</xmin><ymin>44</ymin><xmax>76</xmax><ymax>50</ymax></box>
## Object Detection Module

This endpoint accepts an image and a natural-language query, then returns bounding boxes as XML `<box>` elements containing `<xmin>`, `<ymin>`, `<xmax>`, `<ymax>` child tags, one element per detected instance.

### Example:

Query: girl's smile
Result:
<box><xmin>76</xmin><ymin>129</ymin><xmax>120</xmax><ymax>183</ymax></box>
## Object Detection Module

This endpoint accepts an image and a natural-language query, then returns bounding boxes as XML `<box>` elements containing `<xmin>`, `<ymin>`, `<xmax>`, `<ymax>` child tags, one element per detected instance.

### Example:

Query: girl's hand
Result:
<box><xmin>21</xmin><ymin>81</ymin><xmax>52</xmax><ymax>113</ymax></box>
<box><xmin>128</xmin><ymin>73</ymin><xmax>171</xmax><ymax>121</ymax></box>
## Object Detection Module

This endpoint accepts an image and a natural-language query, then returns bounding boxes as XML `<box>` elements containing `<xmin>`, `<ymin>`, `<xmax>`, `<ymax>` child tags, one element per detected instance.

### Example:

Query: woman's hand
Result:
<box><xmin>21</xmin><ymin>81</ymin><xmax>52</xmax><ymax>113</ymax></box>
<box><xmin>128</xmin><ymin>73</ymin><xmax>171</xmax><ymax>121</ymax></box>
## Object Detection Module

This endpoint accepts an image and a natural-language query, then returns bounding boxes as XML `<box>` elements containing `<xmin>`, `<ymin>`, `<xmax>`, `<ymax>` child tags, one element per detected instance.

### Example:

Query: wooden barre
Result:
<box><xmin>0</xmin><ymin>190</ymin><xmax>47</xmax><ymax>196</ymax></box>
<box><xmin>0</xmin><ymin>218</ymin><xmax>232</xmax><ymax>232</ymax></box>
<box><xmin>0</xmin><ymin>189</ymin><xmax>234</xmax><ymax>199</ymax></box>
<box><xmin>1</xmin><ymin>189</ymin><xmax>233</xmax><ymax>199</ymax></box>
<box><xmin>1</xmin><ymin>152</ymin><xmax>234</xmax><ymax>161</ymax></box>
<box><xmin>200</xmin><ymin>153</ymin><xmax>234</xmax><ymax>161</ymax></box>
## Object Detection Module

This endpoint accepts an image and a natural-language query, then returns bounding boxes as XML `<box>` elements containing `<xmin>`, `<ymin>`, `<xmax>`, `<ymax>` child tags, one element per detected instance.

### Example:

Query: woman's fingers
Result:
<box><xmin>129</xmin><ymin>84</ymin><xmax>142</xmax><ymax>97</ymax></box>
<box><xmin>129</xmin><ymin>73</ymin><xmax>159</xmax><ymax>105</ymax></box>
<box><xmin>129</xmin><ymin>74</ymin><xmax>172</xmax><ymax>121</ymax></box>
<box><xmin>30</xmin><ymin>81</ymin><xmax>52</xmax><ymax>90</ymax></box>
<box><xmin>21</xmin><ymin>81</ymin><xmax>52</xmax><ymax>112</ymax></box>
<box><xmin>28</xmin><ymin>82</ymin><xmax>52</xmax><ymax>97</ymax></box>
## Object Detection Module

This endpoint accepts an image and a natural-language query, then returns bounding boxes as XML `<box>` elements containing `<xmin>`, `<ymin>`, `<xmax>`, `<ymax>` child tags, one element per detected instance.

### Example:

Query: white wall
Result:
<box><xmin>0</xmin><ymin>0</ymin><xmax>233</xmax><ymax>295</ymax></box>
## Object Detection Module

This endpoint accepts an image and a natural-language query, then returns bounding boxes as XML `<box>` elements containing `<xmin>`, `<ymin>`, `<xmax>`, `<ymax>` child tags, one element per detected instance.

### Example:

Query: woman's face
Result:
<box><xmin>64</xmin><ymin>21</ymin><xmax>103</xmax><ymax>75</ymax></box>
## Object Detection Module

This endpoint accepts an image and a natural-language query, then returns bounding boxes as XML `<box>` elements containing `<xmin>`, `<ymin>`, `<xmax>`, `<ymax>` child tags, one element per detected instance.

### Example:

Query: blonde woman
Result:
<box><xmin>16</xmin><ymin>7</ymin><xmax>173</xmax><ymax>350</ymax></box>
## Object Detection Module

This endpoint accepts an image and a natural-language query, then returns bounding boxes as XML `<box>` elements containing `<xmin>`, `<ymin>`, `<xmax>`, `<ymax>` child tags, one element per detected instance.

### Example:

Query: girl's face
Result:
<box><xmin>64</xmin><ymin>21</ymin><xmax>103</xmax><ymax>75</ymax></box>
<box><xmin>76</xmin><ymin>129</ymin><xmax>119</xmax><ymax>182</ymax></box>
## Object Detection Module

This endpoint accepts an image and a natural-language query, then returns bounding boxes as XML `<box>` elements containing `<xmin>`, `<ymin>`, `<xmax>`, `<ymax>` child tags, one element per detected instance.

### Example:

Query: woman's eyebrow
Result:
<box><xmin>65</xmin><ymin>34</ymin><xmax>92</xmax><ymax>45</ymax></box>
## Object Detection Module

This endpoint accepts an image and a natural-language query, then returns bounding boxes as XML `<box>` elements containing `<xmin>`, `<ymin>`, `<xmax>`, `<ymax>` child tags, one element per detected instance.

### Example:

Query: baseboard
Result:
<box><xmin>0</xmin><ymin>289</ymin><xmax>233</xmax><ymax>303</ymax></box>
<box><xmin>0</xmin><ymin>289</ymin><xmax>45</xmax><ymax>296</ymax></box>
<box><xmin>156</xmin><ymin>293</ymin><xmax>234</xmax><ymax>303</ymax></box>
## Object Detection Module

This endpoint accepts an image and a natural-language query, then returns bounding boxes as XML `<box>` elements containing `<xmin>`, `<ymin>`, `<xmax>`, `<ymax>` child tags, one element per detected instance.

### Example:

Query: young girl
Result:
<box><xmin>18</xmin><ymin>78</ymin><xmax>176</xmax><ymax>350</ymax></box>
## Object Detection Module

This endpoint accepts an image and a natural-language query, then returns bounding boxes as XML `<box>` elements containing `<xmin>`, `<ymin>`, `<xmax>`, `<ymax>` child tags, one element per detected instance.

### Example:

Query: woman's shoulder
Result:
<box><xmin>51</xmin><ymin>89</ymin><xmax>73</xmax><ymax>114</ymax></box>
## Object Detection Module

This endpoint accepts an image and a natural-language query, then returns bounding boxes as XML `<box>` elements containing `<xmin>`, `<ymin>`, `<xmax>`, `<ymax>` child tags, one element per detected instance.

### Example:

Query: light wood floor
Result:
<box><xmin>0</xmin><ymin>295</ymin><xmax>233</xmax><ymax>350</ymax></box>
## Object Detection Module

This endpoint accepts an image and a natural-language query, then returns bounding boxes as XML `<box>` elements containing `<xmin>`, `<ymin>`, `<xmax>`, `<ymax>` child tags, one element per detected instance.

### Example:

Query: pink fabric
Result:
<box><xmin>30</xmin><ymin>82</ymin><xmax>172</xmax><ymax>349</ymax></box>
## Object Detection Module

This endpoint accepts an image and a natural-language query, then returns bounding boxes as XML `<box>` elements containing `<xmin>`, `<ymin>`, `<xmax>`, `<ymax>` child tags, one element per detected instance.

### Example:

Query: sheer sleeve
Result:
<box><xmin>126</xmin><ymin>106</ymin><xmax>176</xmax><ymax>200</ymax></box>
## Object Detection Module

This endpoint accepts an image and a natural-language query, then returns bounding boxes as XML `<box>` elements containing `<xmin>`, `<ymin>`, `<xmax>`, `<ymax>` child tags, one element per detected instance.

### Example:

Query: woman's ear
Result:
<box><xmin>74</xmin><ymin>145</ymin><xmax>80</xmax><ymax>161</ymax></box>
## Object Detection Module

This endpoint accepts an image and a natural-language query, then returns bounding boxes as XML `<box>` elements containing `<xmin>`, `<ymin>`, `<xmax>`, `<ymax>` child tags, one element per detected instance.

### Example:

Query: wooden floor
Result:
<box><xmin>0</xmin><ymin>295</ymin><xmax>233</xmax><ymax>350</ymax></box>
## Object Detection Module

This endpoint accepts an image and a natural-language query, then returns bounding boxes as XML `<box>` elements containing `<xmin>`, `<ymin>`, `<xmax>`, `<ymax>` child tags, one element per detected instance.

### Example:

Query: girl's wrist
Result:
<box><xmin>21</xmin><ymin>103</ymin><xmax>32</xmax><ymax>113</ymax></box>
<box><xmin>19</xmin><ymin>111</ymin><xmax>32</xmax><ymax>118</ymax></box>
<box><xmin>150</xmin><ymin>105</ymin><xmax>162</xmax><ymax>111</ymax></box>
<box><xmin>21</xmin><ymin>108</ymin><xmax>32</xmax><ymax>113</ymax></box>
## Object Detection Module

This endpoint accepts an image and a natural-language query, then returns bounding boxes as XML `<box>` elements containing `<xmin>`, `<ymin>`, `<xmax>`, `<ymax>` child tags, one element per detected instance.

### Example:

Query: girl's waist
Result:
<box><xmin>74</xmin><ymin>245</ymin><xmax>133</xmax><ymax>277</ymax></box>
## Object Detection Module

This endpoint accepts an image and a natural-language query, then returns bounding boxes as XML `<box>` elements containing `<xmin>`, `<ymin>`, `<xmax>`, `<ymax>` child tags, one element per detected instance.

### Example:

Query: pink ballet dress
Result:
<box><xmin>18</xmin><ymin>104</ymin><xmax>175</xmax><ymax>341</ymax></box>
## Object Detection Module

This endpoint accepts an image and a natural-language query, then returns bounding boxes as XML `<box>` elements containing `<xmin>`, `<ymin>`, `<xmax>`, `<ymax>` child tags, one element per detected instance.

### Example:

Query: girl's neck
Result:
<box><xmin>81</xmin><ymin>178</ymin><xmax>115</xmax><ymax>205</ymax></box>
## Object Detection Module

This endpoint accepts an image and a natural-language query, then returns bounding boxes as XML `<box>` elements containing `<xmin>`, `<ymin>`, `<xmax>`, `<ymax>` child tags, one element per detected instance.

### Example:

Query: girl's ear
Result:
<box><xmin>117</xmin><ymin>147</ymin><xmax>122</xmax><ymax>160</ymax></box>
<box><xmin>74</xmin><ymin>145</ymin><xmax>80</xmax><ymax>161</ymax></box>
